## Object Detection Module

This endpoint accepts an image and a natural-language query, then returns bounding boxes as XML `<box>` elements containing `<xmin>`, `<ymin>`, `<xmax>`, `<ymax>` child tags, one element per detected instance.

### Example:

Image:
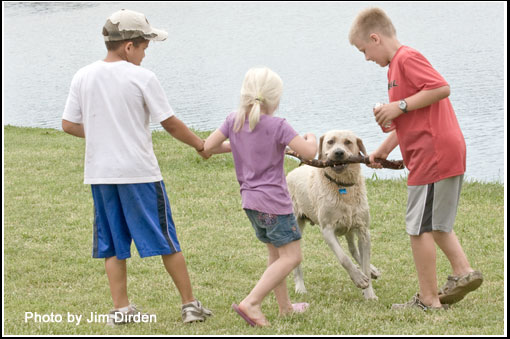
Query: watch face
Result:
<box><xmin>399</xmin><ymin>100</ymin><xmax>407</xmax><ymax>110</ymax></box>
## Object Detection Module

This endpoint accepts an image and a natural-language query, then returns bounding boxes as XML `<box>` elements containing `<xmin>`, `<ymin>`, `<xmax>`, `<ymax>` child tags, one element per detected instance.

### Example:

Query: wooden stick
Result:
<box><xmin>285</xmin><ymin>149</ymin><xmax>405</xmax><ymax>170</ymax></box>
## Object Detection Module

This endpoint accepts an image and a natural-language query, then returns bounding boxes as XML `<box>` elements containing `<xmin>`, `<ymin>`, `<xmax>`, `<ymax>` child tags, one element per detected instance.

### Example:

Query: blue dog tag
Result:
<box><xmin>339</xmin><ymin>188</ymin><xmax>347</xmax><ymax>195</ymax></box>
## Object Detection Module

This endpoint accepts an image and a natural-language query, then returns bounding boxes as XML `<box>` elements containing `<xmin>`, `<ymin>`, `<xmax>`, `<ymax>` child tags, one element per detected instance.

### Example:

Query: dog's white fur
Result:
<box><xmin>287</xmin><ymin>130</ymin><xmax>380</xmax><ymax>300</ymax></box>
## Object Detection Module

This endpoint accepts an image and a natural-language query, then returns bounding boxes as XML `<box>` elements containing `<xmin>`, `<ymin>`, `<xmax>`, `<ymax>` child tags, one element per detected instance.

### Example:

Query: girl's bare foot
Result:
<box><xmin>238</xmin><ymin>302</ymin><xmax>270</xmax><ymax>327</ymax></box>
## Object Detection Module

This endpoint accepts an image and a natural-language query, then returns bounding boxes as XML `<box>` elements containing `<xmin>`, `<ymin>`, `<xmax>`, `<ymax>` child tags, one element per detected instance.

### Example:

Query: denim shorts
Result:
<box><xmin>244</xmin><ymin>209</ymin><xmax>302</xmax><ymax>248</ymax></box>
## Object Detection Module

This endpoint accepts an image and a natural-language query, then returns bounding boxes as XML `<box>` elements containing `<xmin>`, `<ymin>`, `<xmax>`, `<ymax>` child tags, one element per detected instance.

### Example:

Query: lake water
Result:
<box><xmin>3</xmin><ymin>2</ymin><xmax>506</xmax><ymax>182</ymax></box>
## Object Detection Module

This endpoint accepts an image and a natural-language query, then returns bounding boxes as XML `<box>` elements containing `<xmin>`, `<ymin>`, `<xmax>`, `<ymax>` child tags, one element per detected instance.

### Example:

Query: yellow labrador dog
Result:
<box><xmin>286</xmin><ymin>130</ymin><xmax>380</xmax><ymax>300</ymax></box>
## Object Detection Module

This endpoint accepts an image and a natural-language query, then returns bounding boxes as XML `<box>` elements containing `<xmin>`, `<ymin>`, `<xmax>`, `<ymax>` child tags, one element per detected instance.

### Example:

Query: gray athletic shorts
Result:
<box><xmin>406</xmin><ymin>175</ymin><xmax>464</xmax><ymax>236</ymax></box>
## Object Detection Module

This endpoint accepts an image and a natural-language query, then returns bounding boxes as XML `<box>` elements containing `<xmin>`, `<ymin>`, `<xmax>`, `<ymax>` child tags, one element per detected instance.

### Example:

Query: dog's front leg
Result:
<box><xmin>357</xmin><ymin>230</ymin><xmax>378</xmax><ymax>300</ymax></box>
<box><xmin>346</xmin><ymin>232</ymin><xmax>362</xmax><ymax>264</ymax></box>
<box><xmin>321</xmin><ymin>226</ymin><xmax>369</xmax><ymax>289</ymax></box>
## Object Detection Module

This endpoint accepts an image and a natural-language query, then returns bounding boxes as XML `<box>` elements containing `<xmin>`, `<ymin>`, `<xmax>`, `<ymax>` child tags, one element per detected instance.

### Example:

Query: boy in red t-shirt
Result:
<box><xmin>349</xmin><ymin>7</ymin><xmax>482</xmax><ymax>310</ymax></box>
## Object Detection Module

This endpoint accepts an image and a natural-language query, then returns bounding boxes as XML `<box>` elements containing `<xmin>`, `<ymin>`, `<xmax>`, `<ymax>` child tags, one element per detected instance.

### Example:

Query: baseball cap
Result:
<box><xmin>103</xmin><ymin>9</ymin><xmax>168</xmax><ymax>42</ymax></box>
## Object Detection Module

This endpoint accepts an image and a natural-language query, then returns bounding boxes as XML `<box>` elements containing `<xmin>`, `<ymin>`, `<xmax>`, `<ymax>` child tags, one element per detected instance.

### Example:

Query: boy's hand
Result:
<box><xmin>197</xmin><ymin>149</ymin><xmax>211</xmax><ymax>159</ymax></box>
<box><xmin>368</xmin><ymin>151</ymin><xmax>388</xmax><ymax>169</ymax></box>
<box><xmin>373</xmin><ymin>102</ymin><xmax>403</xmax><ymax>128</ymax></box>
<box><xmin>368</xmin><ymin>131</ymin><xmax>399</xmax><ymax>169</ymax></box>
<box><xmin>195</xmin><ymin>139</ymin><xmax>211</xmax><ymax>159</ymax></box>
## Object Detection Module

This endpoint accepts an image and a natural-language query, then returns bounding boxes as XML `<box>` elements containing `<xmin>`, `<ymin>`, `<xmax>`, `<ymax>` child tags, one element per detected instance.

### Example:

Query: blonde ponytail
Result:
<box><xmin>248</xmin><ymin>98</ymin><xmax>262</xmax><ymax>131</ymax></box>
<box><xmin>233</xmin><ymin>67</ymin><xmax>283</xmax><ymax>132</ymax></box>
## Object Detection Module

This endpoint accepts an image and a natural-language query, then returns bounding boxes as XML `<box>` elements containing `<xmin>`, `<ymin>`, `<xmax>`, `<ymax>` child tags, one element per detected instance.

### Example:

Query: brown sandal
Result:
<box><xmin>391</xmin><ymin>293</ymin><xmax>448</xmax><ymax>311</ymax></box>
<box><xmin>438</xmin><ymin>270</ymin><xmax>483</xmax><ymax>305</ymax></box>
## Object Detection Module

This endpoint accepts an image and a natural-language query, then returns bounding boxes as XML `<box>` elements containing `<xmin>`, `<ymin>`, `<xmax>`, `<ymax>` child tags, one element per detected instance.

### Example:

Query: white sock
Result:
<box><xmin>183</xmin><ymin>300</ymin><xmax>198</xmax><ymax>307</ymax></box>
<box><xmin>117</xmin><ymin>305</ymin><xmax>131</xmax><ymax>313</ymax></box>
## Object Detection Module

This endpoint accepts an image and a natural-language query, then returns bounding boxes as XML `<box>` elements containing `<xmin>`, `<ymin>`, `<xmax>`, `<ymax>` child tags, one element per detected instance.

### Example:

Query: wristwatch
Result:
<box><xmin>399</xmin><ymin>99</ymin><xmax>408</xmax><ymax>113</ymax></box>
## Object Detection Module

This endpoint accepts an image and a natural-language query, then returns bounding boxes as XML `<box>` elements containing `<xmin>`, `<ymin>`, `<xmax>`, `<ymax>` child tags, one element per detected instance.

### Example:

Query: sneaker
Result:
<box><xmin>391</xmin><ymin>294</ymin><xmax>449</xmax><ymax>311</ymax></box>
<box><xmin>438</xmin><ymin>270</ymin><xmax>483</xmax><ymax>305</ymax></box>
<box><xmin>181</xmin><ymin>300</ymin><xmax>213</xmax><ymax>323</ymax></box>
<box><xmin>106</xmin><ymin>303</ymin><xmax>151</xmax><ymax>327</ymax></box>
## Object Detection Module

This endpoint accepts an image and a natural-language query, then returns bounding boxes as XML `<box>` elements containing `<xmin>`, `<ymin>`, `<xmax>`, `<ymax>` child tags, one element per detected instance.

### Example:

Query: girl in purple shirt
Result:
<box><xmin>205</xmin><ymin>67</ymin><xmax>317</xmax><ymax>327</ymax></box>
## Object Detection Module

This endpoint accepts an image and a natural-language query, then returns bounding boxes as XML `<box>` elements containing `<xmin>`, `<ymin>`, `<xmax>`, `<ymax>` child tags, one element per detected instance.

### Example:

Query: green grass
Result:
<box><xmin>3</xmin><ymin>125</ymin><xmax>505</xmax><ymax>335</ymax></box>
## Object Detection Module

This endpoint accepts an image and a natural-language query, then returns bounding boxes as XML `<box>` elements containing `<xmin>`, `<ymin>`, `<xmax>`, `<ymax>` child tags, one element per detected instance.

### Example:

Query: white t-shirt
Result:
<box><xmin>63</xmin><ymin>60</ymin><xmax>174</xmax><ymax>184</ymax></box>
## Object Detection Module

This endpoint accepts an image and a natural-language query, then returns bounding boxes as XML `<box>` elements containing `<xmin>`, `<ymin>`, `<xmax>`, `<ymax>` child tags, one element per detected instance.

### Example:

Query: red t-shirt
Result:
<box><xmin>388</xmin><ymin>46</ymin><xmax>466</xmax><ymax>186</ymax></box>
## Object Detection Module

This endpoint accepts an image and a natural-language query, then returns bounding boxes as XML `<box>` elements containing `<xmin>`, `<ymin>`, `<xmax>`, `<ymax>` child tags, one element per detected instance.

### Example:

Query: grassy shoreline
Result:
<box><xmin>3</xmin><ymin>125</ymin><xmax>505</xmax><ymax>335</ymax></box>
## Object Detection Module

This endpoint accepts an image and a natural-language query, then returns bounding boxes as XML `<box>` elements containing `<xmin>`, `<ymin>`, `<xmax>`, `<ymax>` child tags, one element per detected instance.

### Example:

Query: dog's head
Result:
<box><xmin>318</xmin><ymin>130</ymin><xmax>367</xmax><ymax>173</ymax></box>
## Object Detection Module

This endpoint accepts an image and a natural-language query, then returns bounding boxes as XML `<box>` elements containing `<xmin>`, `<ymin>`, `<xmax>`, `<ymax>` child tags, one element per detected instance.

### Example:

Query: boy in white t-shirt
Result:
<box><xmin>62</xmin><ymin>9</ymin><xmax>212</xmax><ymax>325</ymax></box>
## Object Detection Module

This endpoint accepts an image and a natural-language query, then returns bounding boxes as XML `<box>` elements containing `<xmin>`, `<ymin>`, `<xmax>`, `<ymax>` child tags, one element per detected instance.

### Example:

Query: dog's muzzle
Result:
<box><xmin>329</xmin><ymin>149</ymin><xmax>348</xmax><ymax>173</ymax></box>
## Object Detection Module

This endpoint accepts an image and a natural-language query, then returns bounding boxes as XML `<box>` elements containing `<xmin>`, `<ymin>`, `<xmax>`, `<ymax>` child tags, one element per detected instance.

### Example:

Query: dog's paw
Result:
<box><xmin>351</xmin><ymin>271</ymin><xmax>370</xmax><ymax>289</ymax></box>
<box><xmin>370</xmin><ymin>265</ymin><xmax>381</xmax><ymax>280</ymax></box>
<box><xmin>295</xmin><ymin>284</ymin><xmax>307</xmax><ymax>294</ymax></box>
<box><xmin>362</xmin><ymin>288</ymin><xmax>378</xmax><ymax>301</ymax></box>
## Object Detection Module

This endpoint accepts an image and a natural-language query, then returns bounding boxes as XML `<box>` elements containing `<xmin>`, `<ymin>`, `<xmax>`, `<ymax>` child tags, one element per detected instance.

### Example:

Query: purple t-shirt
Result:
<box><xmin>219</xmin><ymin>112</ymin><xmax>298</xmax><ymax>214</ymax></box>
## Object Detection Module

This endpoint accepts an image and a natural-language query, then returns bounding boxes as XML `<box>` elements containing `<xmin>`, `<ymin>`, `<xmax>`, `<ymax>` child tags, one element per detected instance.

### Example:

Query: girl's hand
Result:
<box><xmin>195</xmin><ymin>140</ymin><xmax>211</xmax><ymax>159</ymax></box>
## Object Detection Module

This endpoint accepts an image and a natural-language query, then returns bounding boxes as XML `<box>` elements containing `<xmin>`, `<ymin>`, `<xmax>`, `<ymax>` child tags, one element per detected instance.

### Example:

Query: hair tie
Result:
<box><xmin>254</xmin><ymin>95</ymin><xmax>265</xmax><ymax>103</ymax></box>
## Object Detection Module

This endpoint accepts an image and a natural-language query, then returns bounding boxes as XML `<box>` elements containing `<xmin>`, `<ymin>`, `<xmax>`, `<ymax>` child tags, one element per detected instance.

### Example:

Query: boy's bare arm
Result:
<box><xmin>406</xmin><ymin>85</ymin><xmax>450</xmax><ymax>111</ymax></box>
<box><xmin>160</xmin><ymin>116</ymin><xmax>210</xmax><ymax>158</ymax></box>
<box><xmin>62</xmin><ymin>119</ymin><xmax>85</xmax><ymax>138</ymax></box>
<box><xmin>368</xmin><ymin>131</ymin><xmax>399</xmax><ymax>168</ymax></box>
<box><xmin>374</xmin><ymin>86</ymin><xmax>451</xmax><ymax>127</ymax></box>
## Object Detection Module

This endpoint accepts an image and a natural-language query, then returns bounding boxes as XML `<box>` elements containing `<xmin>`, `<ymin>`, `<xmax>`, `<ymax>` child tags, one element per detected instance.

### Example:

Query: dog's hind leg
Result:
<box><xmin>321</xmin><ymin>226</ymin><xmax>369</xmax><ymax>289</ymax></box>
<box><xmin>293</xmin><ymin>218</ymin><xmax>307</xmax><ymax>294</ymax></box>
<box><xmin>346</xmin><ymin>232</ymin><xmax>381</xmax><ymax>280</ymax></box>
<box><xmin>293</xmin><ymin>264</ymin><xmax>307</xmax><ymax>294</ymax></box>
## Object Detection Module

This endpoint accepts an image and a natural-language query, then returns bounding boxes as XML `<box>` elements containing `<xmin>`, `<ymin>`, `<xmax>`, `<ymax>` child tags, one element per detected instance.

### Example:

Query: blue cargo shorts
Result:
<box><xmin>244</xmin><ymin>209</ymin><xmax>301</xmax><ymax>247</ymax></box>
<box><xmin>91</xmin><ymin>181</ymin><xmax>181</xmax><ymax>260</ymax></box>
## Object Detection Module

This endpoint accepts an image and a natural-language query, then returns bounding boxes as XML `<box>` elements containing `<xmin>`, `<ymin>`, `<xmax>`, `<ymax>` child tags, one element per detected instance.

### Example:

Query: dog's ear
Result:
<box><xmin>357</xmin><ymin>137</ymin><xmax>367</xmax><ymax>157</ymax></box>
<box><xmin>318</xmin><ymin>135</ymin><xmax>325</xmax><ymax>160</ymax></box>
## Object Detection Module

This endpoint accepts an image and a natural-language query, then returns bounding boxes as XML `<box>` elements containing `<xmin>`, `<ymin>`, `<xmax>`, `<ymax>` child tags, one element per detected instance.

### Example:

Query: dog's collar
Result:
<box><xmin>324</xmin><ymin>172</ymin><xmax>356</xmax><ymax>187</ymax></box>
